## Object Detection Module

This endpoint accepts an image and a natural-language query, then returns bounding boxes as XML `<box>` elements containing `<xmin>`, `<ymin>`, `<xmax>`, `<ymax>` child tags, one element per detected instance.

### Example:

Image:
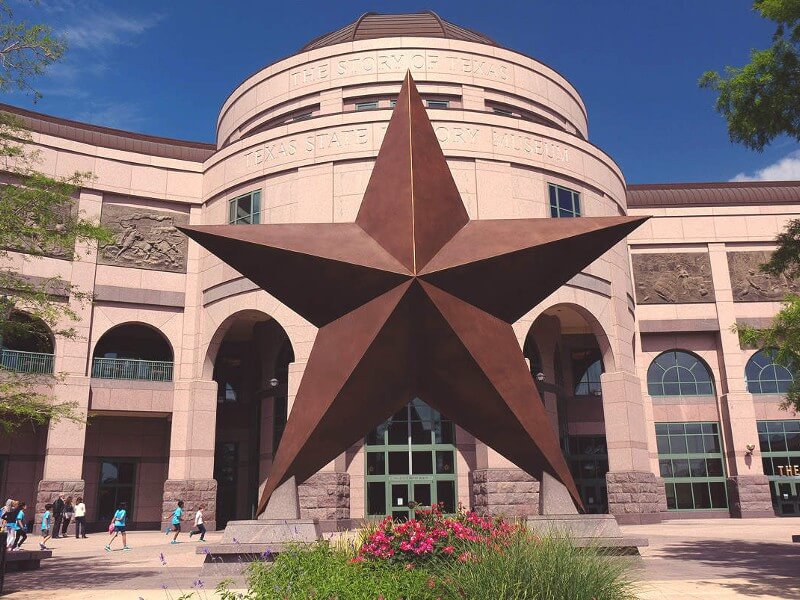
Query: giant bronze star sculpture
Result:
<box><xmin>181</xmin><ymin>73</ymin><xmax>646</xmax><ymax>515</ymax></box>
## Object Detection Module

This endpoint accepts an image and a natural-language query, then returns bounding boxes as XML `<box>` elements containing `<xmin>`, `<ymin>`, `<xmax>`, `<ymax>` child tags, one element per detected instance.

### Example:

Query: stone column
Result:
<box><xmin>36</xmin><ymin>189</ymin><xmax>102</xmax><ymax>520</ymax></box>
<box><xmin>602</xmin><ymin>371</ymin><xmax>665</xmax><ymax>524</ymax></box>
<box><xmin>162</xmin><ymin>379</ymin><xmax>219</xmax><ymax>530</ymax></box>
<box><xmin>708</xmin><ymin>243</ymin><xmax>773</xmax><ymax>517</ymax></box>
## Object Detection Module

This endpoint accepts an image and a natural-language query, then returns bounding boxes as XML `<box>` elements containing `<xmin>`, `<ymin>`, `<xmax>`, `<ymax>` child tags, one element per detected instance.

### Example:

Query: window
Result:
<box><xmin>746</xmin><ymin>349</ymin><xmax>794</xmax><ymax>395</ymax></box>
<box><xmin>289</xmin><ymin>111</ymin><xmax>313</xmax><ymax>122</ymax></box>
<box><xmin>355</xmin><ymin>101</ymin><xmax>379</xmax><ymax>111</ymax></box>
<box><xmin>228</xmin><ymin>190</ymin><xmax>261</xmax><ymax>225</ymax></box>
<box><xmin>758</xmin><ymin>420</ymin><xmax>800</xmax><ymax>515</ymax></box>
<box><xmin>548</xmin><ymin>184</ymin><xmax>581</xmax><ymax>218</ymax></box>
<box><xmin>575</xmin><ymin>359</ymin><xmax>603</xmax><ymax>396</ymax></box>
<box><xmin>656</xmin><ymin>422</ymin><xmax>728</xmax><ymax>510</ymax></box>
<box><xmin>492</xmin><ymin>106</ymin><xmax>514</xmax><ymax>116</ymax></box>
<box><xmin>647</xmin><ymin>351</ymin><xmax>714</xmax><ymax>397</ymax></box>
<box><xmin>426</xmin><ymin>100</ymin><xmax>450</xmax><ymax>109</ymax></box>
<box><xmin>389</xmin><ymin>99</ymin><xmax>397</xmax><ymax>108</ymax></box>
<box><xmin>97</xmin><ymin>460</ymin><xmax>136</xmax><ymax>522</ymax></box>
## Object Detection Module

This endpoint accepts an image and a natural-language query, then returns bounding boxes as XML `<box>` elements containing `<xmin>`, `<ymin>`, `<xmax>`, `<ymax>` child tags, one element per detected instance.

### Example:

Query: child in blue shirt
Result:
<box><xmin>40</xmin><ymin>503</ymin><xmax>53</xmax><ymax>550</ymax></box>
<box><xmin>104</xmin><ymin>501</ymin><xmax>130</xmax><ymax>551</ymax></box>
<box><xmin>11</xmin><ymin>502</ymin><xmax>27</xmax><ymax>550</ymax></box>
<box><xmin>169</xmin><ymin>500</ymin><xmax>184</xmax><ymax>544</ymax></box>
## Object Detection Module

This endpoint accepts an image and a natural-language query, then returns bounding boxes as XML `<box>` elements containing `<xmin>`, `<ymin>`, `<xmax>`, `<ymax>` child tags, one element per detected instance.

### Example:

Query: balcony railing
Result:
<box><xmin>91</xmin><ymin>357</ymin><xmax>173</xmax><ymax>382</ymax></box>
<box><xmin>0</xmin><ymin>349</ymin><xmax>55</xmax><ymax>374</ymax></box>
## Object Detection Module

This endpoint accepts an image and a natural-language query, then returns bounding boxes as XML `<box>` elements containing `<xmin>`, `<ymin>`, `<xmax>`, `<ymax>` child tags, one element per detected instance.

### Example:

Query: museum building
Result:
<box><xmin>1</xmin><ymin>12</ymin><xmax>799</xmax><ymax>531</ymax></box>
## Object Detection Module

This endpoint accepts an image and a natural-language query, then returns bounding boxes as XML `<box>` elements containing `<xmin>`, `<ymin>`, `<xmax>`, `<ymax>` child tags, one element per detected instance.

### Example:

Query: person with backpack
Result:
<box><xmin>11</xmin><ymin>501</ymin><xmax>27</xmax><ymax>550</ymax></box>
<box><xmin>61</xmin><ymin>496</ymin><xmax>74</xmax><ymax>537</ymax></box>
<box><xmin>40</xmin><ymin>503</ymin><xmax>53</xmax><ymax>550</ymax></box>
<box><xmin>2</xmin><ymin>499</ymin><xmax>17</xmax><ymax>549</ymax></box>
<box><xmin>104</xmin><ymin>501</ymin><xmax>131</xmax><ymax>552</ymax></box>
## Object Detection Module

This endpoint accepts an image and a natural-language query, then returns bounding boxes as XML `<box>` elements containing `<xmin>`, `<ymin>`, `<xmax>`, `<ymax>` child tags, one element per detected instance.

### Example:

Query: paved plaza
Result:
<box><xmin>2</xmin><ymin>518</ymin><xmax>798</xmax><ymax>599</ymax></box>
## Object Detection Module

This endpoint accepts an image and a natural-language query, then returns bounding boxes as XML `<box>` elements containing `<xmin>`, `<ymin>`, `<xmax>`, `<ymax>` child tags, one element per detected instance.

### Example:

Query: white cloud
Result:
<box><xmin>62</xmin><ymin>11</ymin><xmax>165</xmax><ymax>51</ymax></box>
<box><xmin>732</xmin><ymin>150</ymin><xmax>800</xmax><ymax>181</ymax></box>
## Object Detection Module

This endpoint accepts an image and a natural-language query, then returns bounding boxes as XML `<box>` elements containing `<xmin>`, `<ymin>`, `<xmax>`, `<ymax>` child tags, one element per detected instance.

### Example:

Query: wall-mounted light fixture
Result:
<box><xmin>745</xmin><ymin>443</ymin><xmax>756</xmax><ymax>456</ymax></box>
<box><xmin>535</xmin><ymin>372</ymin><xmax>545</xmax><ymax>382</ymax></box>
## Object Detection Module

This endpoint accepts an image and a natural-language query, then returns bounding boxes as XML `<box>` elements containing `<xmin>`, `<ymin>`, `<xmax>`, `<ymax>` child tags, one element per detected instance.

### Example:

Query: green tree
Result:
<box><xmin>700</xmin><ymin>0</ymin><xmax>800</xmax><ymax>151</ymax></box>
<box><xmin>0</xmin><ymin>2</ymin><xmax>111</xmax><ymax>431</ymax></box>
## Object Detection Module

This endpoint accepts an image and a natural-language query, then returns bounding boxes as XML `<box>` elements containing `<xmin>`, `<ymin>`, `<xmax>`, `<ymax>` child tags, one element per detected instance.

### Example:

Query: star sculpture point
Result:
<box><xmin>180</xmin><ymin>72</ymin><xmax>647</xmax><ymax>515</ymax></box>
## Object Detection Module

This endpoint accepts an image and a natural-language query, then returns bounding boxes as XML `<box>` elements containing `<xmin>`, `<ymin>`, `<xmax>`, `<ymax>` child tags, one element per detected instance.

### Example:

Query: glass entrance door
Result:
<box><xmin>365</xmin><ymin>398</ymin><xmax>457</xmax><ymax>520</ymax></box>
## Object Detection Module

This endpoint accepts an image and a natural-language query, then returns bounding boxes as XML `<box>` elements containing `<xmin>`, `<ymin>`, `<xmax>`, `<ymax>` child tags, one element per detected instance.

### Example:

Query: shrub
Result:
<box><xmin>435</xmin><ymin>531</ymin><xmax>639</xmax><ymax>600</ymax></box>
<box><xmin>231</xmin><ymin>541</ymin><xmax>441</xmax><ymax>600</ymax></box>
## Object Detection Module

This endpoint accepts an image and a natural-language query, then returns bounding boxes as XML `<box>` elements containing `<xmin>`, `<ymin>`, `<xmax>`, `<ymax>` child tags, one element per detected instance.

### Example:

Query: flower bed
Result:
<box><xmin>355</xmin><ymin>503</ymin><xmax>520</xmax><ymax>564</ymax></box>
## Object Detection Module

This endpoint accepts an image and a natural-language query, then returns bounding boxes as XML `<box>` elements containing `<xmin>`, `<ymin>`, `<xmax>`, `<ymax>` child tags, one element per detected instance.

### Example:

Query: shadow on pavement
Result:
<box><xmin>653</xmin><ymin>539</ymin><xmax>800</xmax><ymax>598</ymax></box>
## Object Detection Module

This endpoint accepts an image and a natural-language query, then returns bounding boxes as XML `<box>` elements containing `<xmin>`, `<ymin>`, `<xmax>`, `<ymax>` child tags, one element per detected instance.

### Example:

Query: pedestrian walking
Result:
<box><xmin>188</xmin><ymin>504</ymin><xmax>206</xmax><ymax>541</ymax></box>
<box><xmin>104</xmin><ymin>501</ymin><xmax>130</xmax><ymax>552</ymax></box>
<box><xmin>61</xmin><ymin>496</ymin><xmax>74</xmax><ymax>537</ymax></box>
<box><xmin>11</xmin><ymin>502</ymin><xmax>27</xmax><ymax>550</ymax></box>
<box><xmin>74</xmin><ymin>496</ymin><xmax>87</xmax><ymax>539</ymax></box>
<box><xmin>39</xmin><ymin>503</ymin><xmax>53</xmax><ymax>550</ymax></box>
<box><xmin>51</xmin><ymin>494</ymin><xmax>65</xmax><ymax>539</ymax></box>
<box><xmin>2</xmin><ymin>499</ymin><xmax>17</xmax><ymax>549</ymax></box>
<box><xmin>168</xmin><ymin>500</ymin><xmax>184</xmax><ymax>544</ymax></box>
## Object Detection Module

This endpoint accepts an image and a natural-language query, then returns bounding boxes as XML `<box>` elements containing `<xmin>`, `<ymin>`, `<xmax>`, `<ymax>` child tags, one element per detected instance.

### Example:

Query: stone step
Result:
<box><xmin>4</xmin><ymin>548</ymin><xmax>53</xmax><ymax>571</ymax></box>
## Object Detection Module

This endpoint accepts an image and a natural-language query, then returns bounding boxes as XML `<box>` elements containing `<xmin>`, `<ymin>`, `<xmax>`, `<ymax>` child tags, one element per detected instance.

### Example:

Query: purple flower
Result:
<box><xmin>232</xmin><ymin>537</ymin><xmax>239</xmax><ymax>544</ymax></box>
<box><xmin>203</xmin><ymin>547</ymin><xmax>211</xmax><ymax>555</ymax></box>
<box><xmin>261</xmin><ymin>549</ymin><xmax>272</xmax><ymax>560</ymax></box>
<box><xmin>159</xmin><ymin>552</ymin><xmax>166</xmax><ymax>565</ymax></box>
<box><xmin>161</xmin><ymin>584</ymin><xmax>168</xmax><ymax>590</ymax></box>
<box><xmin>192</xmin><ymin>579</ymin><xmax>204</xmax><ymax>589</ymax></box>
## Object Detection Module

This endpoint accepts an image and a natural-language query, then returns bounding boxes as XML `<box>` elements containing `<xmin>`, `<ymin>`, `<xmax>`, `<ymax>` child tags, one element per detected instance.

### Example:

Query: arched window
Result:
<box><xmin>647</xmin><ymin>351</ymin><xmax>714</xmax><ymax>397</ymax></box>
<box><xmin>745</xmin><ymin>349</ymin><xmax>794</xmax><ymax>394</ymax></box>
<box><xmin>575</xmin><ymin>359</ymin><xmax>603</xmax><ymax>396</ymax></box>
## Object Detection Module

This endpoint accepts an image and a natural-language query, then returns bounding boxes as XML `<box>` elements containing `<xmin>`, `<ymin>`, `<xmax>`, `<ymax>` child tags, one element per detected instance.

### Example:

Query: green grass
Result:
<box><xmin>220</xmin><ymin>533</ymin><xmax>639</xmax><ymax>600</ymax></box>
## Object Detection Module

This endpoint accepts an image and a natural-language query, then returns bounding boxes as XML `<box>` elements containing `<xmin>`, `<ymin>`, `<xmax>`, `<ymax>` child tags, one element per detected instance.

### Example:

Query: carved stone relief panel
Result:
<box><xmin>99</xmin><ymin>203</ymin><xmax>188</xmax><ymax>273</ymax></box>
<box><xmin>728</xmin><ymin>251</ymin><xmax>799</xmax><ymax>302</ymax></box>
<box><xmin>632</xmin><ymin>253</ymin><xmax>714</xmax><ymax>304</ymax></box>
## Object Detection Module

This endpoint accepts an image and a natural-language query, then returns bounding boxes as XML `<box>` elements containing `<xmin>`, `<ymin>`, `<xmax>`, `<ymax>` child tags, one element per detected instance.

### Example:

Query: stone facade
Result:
<box><xmin>632</xmin><ymin>253</ymin><xmax>714</xmax><ymax>304</ymax></box>
<box><xmin>298</xmin><ymin>472</ymin><xmax>350</xmax><ymax>522</ymax></box>
<box><xmin>727</xmin><ymin>251</ymin><xmax>800</xmax><ymax>302</ymax></box>
<box><xmin>606</xmin><ymin>471</ymin><xmax>666</xmax><ymax>524</ymax></box>
<box><xmin>99</xmin><ymin>203</ymin><xmax>189</xmax><ymax>272</ymax></box>
<box><xmin>161</xmin><ymin>479</ymin><xmax>218</xmax><ymax>531</ymax></box>
<box><xmin>470</xmin><ymin>468</ymin><xmax>540</xmax><ymax>517</ymax></box>
<box><xmin>726</xmin><ymin>475</ymin><xmax>774</xmax><ymax>518</ymax></box>
<box><xmin>35</xmin><ymin>479</ymin><xmax>85</xmax><ymax>525</ymax></box>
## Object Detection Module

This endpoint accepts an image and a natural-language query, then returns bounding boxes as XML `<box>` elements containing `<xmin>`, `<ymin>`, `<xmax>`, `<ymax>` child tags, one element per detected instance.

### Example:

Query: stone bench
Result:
<box><xmin>3</xmin><ymin>549</ymin><xmax>53</xmax><ymax>572</ymax></box>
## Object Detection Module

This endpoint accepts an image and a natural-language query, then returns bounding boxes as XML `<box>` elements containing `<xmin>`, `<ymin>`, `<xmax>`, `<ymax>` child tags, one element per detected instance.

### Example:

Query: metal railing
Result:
<box><xmin>91</xmin><ymin>357</ymin><xmax>173</xmax><ymax>382</ymax></box>
<box><xmin>0</xmin><ymin>349</ymin><xmax>55</xmax><ymax>374</ymax></box>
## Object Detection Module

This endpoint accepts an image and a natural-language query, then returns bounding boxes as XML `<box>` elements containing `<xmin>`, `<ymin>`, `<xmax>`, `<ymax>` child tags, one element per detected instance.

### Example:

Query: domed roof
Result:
<box><xmin>300</xmin><ymin>11</ymin><xmax>497</xmax><ymax>51</ymax></box>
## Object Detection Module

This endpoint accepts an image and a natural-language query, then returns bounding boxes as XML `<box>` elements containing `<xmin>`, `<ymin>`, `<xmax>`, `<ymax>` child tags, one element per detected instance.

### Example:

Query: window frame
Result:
<box><xmin>355</xmin><ymin>100</ymin><xmax>379</xmax><ymax>111</ymax></box>
<box><xmin>745</xmin><ymin>349</ymin><xmax>794</xmax><ymax>395</ymax></box>
<box><xmin>548</xmin><ymin>183</ymin><xmax>582</xmax><ymax>218</ymax></box>
<box><xmin>655</xmin><ymin>422</ymin><xmax>728</xmax><ymax>511</ymax></box>
<box><xmin>426</xmin><ymin>99</ymin><xmax>450</xmax><ymax>109</ymax></box>
<box><xmin>228</xmin><ymin>190</ymin><xmax>261</xmax><ymax>225</ymax></box>
<box><xmin>647</xmin><ymin>350</ymin><xmax>715</xmax><ymax>397</ymax></box>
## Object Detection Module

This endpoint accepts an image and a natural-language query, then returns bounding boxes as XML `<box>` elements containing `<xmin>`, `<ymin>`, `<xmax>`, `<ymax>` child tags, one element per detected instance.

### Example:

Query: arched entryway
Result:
<box><xmin>525</xmin><ymin>304</ymin><xmax>611</xmax><ymax>514</ymax></box>
<box><xmin>209</xmin><ymin>310</ymin><xmax>294</xmax><ymax>527</ymax></box>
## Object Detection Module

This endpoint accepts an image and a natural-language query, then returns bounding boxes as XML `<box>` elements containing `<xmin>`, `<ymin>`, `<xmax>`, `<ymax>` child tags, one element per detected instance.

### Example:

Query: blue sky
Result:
<box><xmin>9</xmin><ymin>0</ymin><xmax>799</xmax><ymax>184</ymax></box>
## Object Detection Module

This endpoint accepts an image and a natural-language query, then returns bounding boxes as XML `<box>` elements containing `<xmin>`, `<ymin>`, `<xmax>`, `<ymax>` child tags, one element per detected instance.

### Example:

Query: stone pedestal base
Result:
<box><xmin>298</xmin><ymin>472</ymin><xmax>350</xmax><ymax>523</ymax></box>
<box><xmin>161</xmin><ymin>479</ymin><xmax>218</xmax><ymax>531</ymax></box>
<box><xmin>727</xmin><ymin>475</ymin><xmax>774</xmax><ymax>518</ymax></box>
<box><xmin>470</xmin><ymin>468</ymin><xmax>539</xmax><ymax>517</ymax></box>
<box><xmin>526</xmin><ymin>514</ymin><xmax>647</xmax><ymax>553</ymax></box>
<box><xmin>199</xmin><ymin>518</ymin><xmax>322</xmax><ymax>574</ymax></box>
<box><xmin>606</xmin><ymin>471</ymin><xmax>665</xmax><ymax>524</ymax></box>
<box><xmin>35</xmin><ymin>480</ymin><xmax>85</xmax><ymax>524</ymax></box>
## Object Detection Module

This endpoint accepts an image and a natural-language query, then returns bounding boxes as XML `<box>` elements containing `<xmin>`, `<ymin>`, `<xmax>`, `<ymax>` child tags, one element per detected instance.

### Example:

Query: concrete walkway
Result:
<box><xmin>2</xmin><ymin>518</ymin><xmax>798</xmax><ymax>599</ymax></box>
<box><xmin>622</xmin><ymin>518</ymin><xmax>800</xmax><ymax>599</ymax></box>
